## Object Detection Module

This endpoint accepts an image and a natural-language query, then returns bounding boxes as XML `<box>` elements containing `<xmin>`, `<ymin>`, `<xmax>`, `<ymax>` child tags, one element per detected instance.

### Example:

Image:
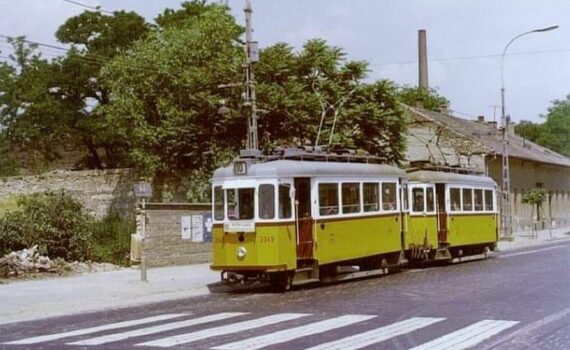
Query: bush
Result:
<box><xmin>91</xmin><ymin>213</ymin><xmax>134</xmax><ymax>266</ymax></box>
<box><xmin>0</xmin><ymin>191</ymin><xmax>93</xmax><ymax>261</ymax></box>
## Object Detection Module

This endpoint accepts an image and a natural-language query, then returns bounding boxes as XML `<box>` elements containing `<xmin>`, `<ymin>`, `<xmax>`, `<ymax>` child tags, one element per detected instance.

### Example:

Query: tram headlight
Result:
<box><xmin>237</xmin><ymin>246</ymin><xmax>247</xmax><ymax>260</ymax></box>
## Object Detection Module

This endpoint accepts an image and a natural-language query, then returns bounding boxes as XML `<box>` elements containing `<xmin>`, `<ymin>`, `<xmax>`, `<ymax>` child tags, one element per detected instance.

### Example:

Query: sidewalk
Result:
<box><xmin>1</xmin><ymin>227</ymin><xmax>569</xmax><ymax>326</ymax></box>
<box><xmin>0</xmin><ymin>264</ymin><xmax>219</xmax><ymax>325</ymax></box>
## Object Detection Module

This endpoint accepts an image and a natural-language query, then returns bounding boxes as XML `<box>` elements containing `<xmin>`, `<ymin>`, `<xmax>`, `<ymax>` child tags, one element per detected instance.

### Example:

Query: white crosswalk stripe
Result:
<box><xmin>212</xmin><ymin>315</ymin><xmax>376</xmax><ymax>350</ymax></box>
<box><xmin>137</xmin><ymin>313</ymin><xmax>310</xmax><ymax>348</ymax></box>
<box><xmin>3</xmin><ymin>314</ymin><xmax>187</xmax><ymax>345</ymax></box>
<box><xmin>304</xmin><ymin>317</ymin><xmax>446</xmax><ymax>350</ymax></box>
<box><xmin>408</xmin><ymin>319</ymin><xmax>520</xmax><ymax>350</ymax></box>
<box><xmin>66</xmin><ymin>312</ymin><xmax>247</xmax><ymax>346</ymax></box>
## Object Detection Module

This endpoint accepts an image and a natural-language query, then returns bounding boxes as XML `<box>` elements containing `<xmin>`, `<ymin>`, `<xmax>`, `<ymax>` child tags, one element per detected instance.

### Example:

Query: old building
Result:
<box><xmin>404</xmin><ymin>105</ymin><xmax>570</xmax><ymax>231</ymax></box>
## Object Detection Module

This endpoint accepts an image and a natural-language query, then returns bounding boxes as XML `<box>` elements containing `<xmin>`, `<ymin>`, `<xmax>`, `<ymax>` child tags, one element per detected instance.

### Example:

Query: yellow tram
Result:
<box><xmin>210</xmin><ymin>149</ymin><xmax>499</xmax><ymax>290</ymax></box>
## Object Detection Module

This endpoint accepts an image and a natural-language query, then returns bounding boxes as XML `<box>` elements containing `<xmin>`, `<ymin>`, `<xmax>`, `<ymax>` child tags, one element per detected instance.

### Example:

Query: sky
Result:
<box><xmin>1</xmin><ymin>0</ymin><xmax>569</xmax><ymax>123</ymax></box>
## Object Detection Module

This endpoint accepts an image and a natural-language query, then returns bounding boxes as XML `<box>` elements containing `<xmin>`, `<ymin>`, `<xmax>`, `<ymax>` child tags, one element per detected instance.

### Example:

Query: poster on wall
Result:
<box><xmin>191</xmin><ymin>215</ymin><xmax>204</xmax><ymax>242</ymax></box>
<box><xmin>181</xmin><ymin>216</ymin><xmax>192</xmax><ymax>240</ymax></box>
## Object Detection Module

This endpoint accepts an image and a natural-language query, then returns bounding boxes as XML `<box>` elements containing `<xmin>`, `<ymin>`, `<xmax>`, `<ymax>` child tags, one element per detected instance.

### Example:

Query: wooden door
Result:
<box><xmin>294</xmin><ymin>178</ymin><xmax>313</xmax><ymax>259</ymax></box>
<box><xmin>436</xmin><ymin>183</ymin><xmax>448</xmax><ymax>242</ymax></box>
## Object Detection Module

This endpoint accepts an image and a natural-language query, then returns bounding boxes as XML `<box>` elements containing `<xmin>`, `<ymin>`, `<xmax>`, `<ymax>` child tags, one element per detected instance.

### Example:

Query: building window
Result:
<box><xmin>484</xmin><ymin>189</ymin><xmax>494</xmax><ymax>211</ymax></box>
<box><xmin>462</xmin><ymin>188</ymin><xmax>473</xmax><ymax>211</ymax></box>
<box><xmin>412</xmin><ymin>187</ymin><xmax>425</xmax><ymax>212</ymax></box>
<box><xmin>450</xmin><ymin>188</ymin><xmax>461</xmax><ymax>211</ymax></box>
<box><xmin>382</xmin><ymin>182</ymin><xmax>397</xmax><ymax>211</ymax></box>
<box><xmin>214</xmin><ymin>186</ymin><xmax>224</xmax><ymax>220</ymax></box>
<box><xmin>258</xmin><ymin>184</ymin><xmax>275</xmax><ymax>219</ymax></box>
<box><xmin>342</xmin><ymin>183</ymin><xmax>361</xmax><ymax>214</ymax></box>
<box><xmin>319</xmin><ymin>183</ymin><xmax>339</xmax><ymax>216</ymax></box>
<box><xmin>474</xmin><ymin>189</ymin><xmax>484</xmax><ymax>211</ymax></box>
<box><xmin>278</xmin><ymin>184</ymin><xmax>292</xmax><ymax>219</ymax></box>
<box><xmin>363</xmin><ymin>182</ymin><xmax>379</xmax><ymax>212</ymax></box>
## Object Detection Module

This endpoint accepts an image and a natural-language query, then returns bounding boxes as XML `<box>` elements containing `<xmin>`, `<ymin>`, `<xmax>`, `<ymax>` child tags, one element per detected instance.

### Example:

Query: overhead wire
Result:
<box><xmin>58</xmin><ymin>0</ymin><xmax>114</xmax><ymax>15</ymax></box>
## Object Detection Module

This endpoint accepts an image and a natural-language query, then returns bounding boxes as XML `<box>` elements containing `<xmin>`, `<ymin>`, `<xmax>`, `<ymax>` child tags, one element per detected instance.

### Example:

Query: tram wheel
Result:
<box><xmin>270</xmin><ymin>272</ymin><xmax>293</xmax><ymax>292</ymax></box>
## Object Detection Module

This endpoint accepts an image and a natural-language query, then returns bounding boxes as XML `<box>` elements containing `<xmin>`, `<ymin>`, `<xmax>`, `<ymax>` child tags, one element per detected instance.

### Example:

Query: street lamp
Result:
<box><xmin>499</xmin><ymin>24</ymin><xmax>558</xmax><ymax>239</ymax></box>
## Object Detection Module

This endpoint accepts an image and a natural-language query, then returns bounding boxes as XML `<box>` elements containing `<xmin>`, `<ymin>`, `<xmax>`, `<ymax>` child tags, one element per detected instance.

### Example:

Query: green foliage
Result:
<box><xmin>514</xmin><ymin>120</ymin><xmax>541</xmax><ymax>142</ymax></box>
<box><xmin>395</xmin><ymin>85</ymin><xmax>449</xmax><ymax>112</ymax></box>
<box><xmin>0</xmin><ymin>191</ymin><xmax>93</xmax><ymax>261</ymax></box>
<box><xmin>102</xmin><ymin>3</ymin><xmax>243</xmax><ymax>199</ymax></box>
<box><xmin>522</xmin><ymin>188</ymin><xmax>546</xmax><ymax>205</ymax></box>
<box><xmin>515</xmin><ymin>95</ymin><xmax>570</xmax><ymax>157</ymax></box>
<box><xmin>91</xmin><ymin>213</ymin><xmax>134</xmax><ymax>266</ymax></box>
<box><xmin>0</xmin><ymin>133</ymin><xmax>19</xmax><ymax>177</ymax></box>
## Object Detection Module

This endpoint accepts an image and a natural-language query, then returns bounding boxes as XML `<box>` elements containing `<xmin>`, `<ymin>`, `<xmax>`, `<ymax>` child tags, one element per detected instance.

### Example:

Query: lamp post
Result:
<box><xmin>499</xmin><ymin>24</ymin><xmax>558</xmax><ymax>240</ymax></box>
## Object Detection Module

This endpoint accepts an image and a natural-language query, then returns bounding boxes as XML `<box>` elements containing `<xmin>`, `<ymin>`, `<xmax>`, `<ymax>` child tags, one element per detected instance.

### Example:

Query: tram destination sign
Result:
<box><xmin>224</xmin><ymin>221</ymin><xmax>255</xmax><ymax>233</ymax></box>
<box><xmin>233</xmin><ymin>161</ymin><xmax>247</xmax><ymax>175</ymax></box>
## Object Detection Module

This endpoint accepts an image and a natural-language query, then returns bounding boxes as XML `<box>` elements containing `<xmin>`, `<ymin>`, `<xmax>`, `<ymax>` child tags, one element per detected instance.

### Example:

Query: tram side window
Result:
<box><xmin>474</xmin><ymin>189</ymin><xmax>484</xmax><ymax>211</ymax></box>
<box><xmin>462</xmin><ymin>188</ymin><xmax>473</xmax><ymax>211</ymax></box>
<box><xmin>412</xmin><ymin>188</ymin><xmax>424</xmax><ymax>212</ymax></box>
<box><xmin>382</xmin><ymin>183</ymin><xmax>397</xmax><ymax>211</ymax></box>
<box><xmin>319</xmin><ymin>183</ymin><xmax>339</xmax><ymax>216</ymax></box>
<box><xmin>450</xmin><ymin>188</ymin><xmax>461</xmax><ymax>211</ymax></box>
<box><xmin>278</xmin><ymin>184</ymin><xmax>292</xmax><ymax>219</ymax></box>
<box><xmin>426</xmin><ymin>187</ymin><xmax>435</xmax><ymax>212</ymax></box>
<box><xmin>227</xmin><ymin>188</ymin><xmax>254</xmax><ymax>220</ymax></box>
<box><xmin>363</xmin><ymin>183</ymin><xmax>379</xmax><ymax>212</ymax></box>
<box><xmin>214</xmin><ymin>186</ymin><xmax>224</xmax><ymax>220</ymax></box>
<box><xmin>342</xmin><ymin>183</ymin><xmax>361</xmax><ymax>214</ymax></box>
<box><xmin>258</xmin><ymin>184</ymin><xmax>275</xmax><ymax>219</ymax></box>
<box><xmin>485</xmin><ymin>189</ymin><xmax>494</xmax><ymax>211</ymax></box>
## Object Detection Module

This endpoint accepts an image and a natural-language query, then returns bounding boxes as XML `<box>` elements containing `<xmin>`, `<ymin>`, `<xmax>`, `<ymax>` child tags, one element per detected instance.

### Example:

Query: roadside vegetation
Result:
<box><xmin>0</xmin><ymin>191</ymin><xmax>133</xmax><ymax>267</ymax></box>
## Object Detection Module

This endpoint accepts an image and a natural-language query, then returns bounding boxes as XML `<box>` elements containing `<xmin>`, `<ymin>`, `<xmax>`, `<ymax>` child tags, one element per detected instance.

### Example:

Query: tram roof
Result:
<box><xmin>212</xmin><ymin>159</ymin><xmax>405</xmax><ymax>180</ymax></box>
<box><xmin>406</xmin><ymin>170</ymin><xmax>497</xmax><ymax>186</ymax></box>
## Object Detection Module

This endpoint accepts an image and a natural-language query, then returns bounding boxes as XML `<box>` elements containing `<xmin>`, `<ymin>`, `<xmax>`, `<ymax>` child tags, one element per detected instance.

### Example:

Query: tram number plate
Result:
<box><xmin>259</xmin><ymin>236</ymin><xmax>275</xmax><ymax>244</ymax></box>
<box><xmin>224</xmin><ymin>221</ymin><xmax>255</xmax><ymax>232</ymax></box>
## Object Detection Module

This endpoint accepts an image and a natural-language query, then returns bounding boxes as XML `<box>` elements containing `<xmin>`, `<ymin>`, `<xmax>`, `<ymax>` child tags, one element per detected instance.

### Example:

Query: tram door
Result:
<box><xmin>294</xmin><ymin>178</ymin><xmax>314</xmax><ymax>260</ymax></box>
<box><xmin>436</xmin><ymin>183</ymin><xmax>448</xmax><ymax>243</ymax></box>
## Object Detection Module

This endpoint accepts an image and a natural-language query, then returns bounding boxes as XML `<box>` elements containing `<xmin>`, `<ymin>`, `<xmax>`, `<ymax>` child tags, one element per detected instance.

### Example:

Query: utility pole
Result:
<box><xmin>244</xmin><ymin>0</ymin><xmax>259</xmax><ymax>151</ymax></box>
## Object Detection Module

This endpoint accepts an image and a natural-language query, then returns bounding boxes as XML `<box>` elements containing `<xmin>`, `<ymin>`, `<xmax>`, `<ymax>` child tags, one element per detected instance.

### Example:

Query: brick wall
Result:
<box><xmin>0</xmin><ymin>169</ymin><xmax>135</xmax><ymax>219</ymax></box>
<box><xmin>142</xmin><ymin>203</ymin><xmax>212</xmax><ymax>267</ymax></box>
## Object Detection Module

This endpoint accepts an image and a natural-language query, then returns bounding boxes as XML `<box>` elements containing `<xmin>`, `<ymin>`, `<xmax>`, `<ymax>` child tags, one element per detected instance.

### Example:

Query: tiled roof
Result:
<box><xmin>405</xmin><ymin>106</ymin><xmax>570</xmax><ymax>168</ymax></box>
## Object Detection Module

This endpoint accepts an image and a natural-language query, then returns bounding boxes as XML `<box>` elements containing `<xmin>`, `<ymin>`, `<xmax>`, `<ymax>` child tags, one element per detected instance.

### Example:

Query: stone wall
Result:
<box><xmin>143</xmin><ymin>203</ymin><xmax>212</xmax><ymax>267</ymax></box>
<box><xmin>0</xmin><ymin>169</ymin><xmax>136</xmax><ymax>219</ymax></box>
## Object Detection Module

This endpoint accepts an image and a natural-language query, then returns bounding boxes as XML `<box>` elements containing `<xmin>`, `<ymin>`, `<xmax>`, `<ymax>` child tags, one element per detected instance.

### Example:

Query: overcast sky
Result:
<box><xmin>1</xmin><ymin>0</ymin><xmax>569</xmax><ymax>123</ymax></box>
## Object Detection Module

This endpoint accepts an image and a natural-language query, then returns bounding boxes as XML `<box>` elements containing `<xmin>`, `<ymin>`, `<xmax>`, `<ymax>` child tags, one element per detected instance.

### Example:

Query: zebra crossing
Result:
<box><xmin>2</xmin><ymin>311</ymin><xmax>520</xmax><ymax>349</ymax></box>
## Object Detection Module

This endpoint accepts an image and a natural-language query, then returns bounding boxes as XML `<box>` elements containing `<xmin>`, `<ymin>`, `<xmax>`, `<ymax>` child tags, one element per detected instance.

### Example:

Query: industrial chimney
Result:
<box><xmin>418</xmin><ymin>29</ymin><xmax>429</xmax><ymax>89</ymax></box>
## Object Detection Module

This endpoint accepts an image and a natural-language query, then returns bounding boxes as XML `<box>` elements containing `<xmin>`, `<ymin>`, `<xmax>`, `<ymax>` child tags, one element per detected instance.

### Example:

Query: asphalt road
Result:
<box><xmin>1</xmin><ymin>241</ymin><xmax>569</xmax><ymax>350</ymax></box>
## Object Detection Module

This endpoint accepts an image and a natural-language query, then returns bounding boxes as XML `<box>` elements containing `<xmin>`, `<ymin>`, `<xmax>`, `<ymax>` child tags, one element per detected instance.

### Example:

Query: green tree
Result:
<box><xmin>514</xmin><ymin>120</ymin><xmax>540</xmax><ymax>142</ymax></box>
<box><xmin>395</xmin><ymin>85</ymin><xmax>449</xmax><ymax>112</ymax></box>
<box><xmin>102</xmin><ymin>4</ymin><xmax>243</xmax><ymax>199</ymax></box>
<box><xmin>537</xmin><ymin>95</ymin><xmax>570</xmax><ymax>156</ymax></box>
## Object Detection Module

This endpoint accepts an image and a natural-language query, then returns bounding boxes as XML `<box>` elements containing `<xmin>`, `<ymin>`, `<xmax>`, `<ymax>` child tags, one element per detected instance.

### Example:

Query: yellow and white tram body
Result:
<box><xmin>210</xmin><ymin>157</ymin><xmax>406</xmax><ymax>288</ymax></box>
<box><xmin>210</xmin><ymin>151</ymin><xmax>499</xmax><ymax>289</ymax></box>
<box><xmin>405</xmin><ymin>170</ymin><xmax>499</xmax><ymax>261</ymax></box>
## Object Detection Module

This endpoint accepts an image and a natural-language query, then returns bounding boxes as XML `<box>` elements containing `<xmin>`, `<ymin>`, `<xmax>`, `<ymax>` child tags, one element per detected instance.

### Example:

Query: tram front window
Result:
<box><xmin>226</xmin><ymin>188</ymin><xmax>255</xmax><ymax>220</ymax></box>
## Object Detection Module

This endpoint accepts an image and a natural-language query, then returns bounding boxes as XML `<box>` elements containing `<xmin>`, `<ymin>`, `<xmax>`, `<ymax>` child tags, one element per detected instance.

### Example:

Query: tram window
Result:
<box><xmin>226</xmin><ymin>188</ymin><xmax>254</xmax><ymax>220</ymax></box>
<box><xmin>278</xmin><ymin>184</ymin><xmax>292</xmax><ymax>219</ymax></box>
<box><xmin>342</xmin><ymin>183</ymin><xmax>361</xmax><ymax>214</ymax></box>
<box><xmin>485</xmin><ymin>189</ymin><xmax>494</xmax><ymax>211</ymax></box>
<box><xmin>214</xmin><ymin>186</ymin><xmax>224</xmax><ymax>220</ymax></box>
<box><xmin>426</xmin><ymin>187</ymin><xmax>435</xmax><ymax>212</ymax></box>
<box><xmin>319</xmin><ymin>183</ymin><xmax>339</xmax><ymax>216</ymax></box>
<box><xmin>412</xmin><ymin>188</ymin><xmax>424</xmax><ymax>212</ymax></box>
<box><xmin>382</xmin><ymin>183</ymin><xmax>397</xmax><ymax>211</ymax></box>
<box><xmin>363</xmin><ymin>183</ymin><xmax>379</xmax><ymax>212</ymax></box>
<box><xmin>450</xmin><ymin>188</ymin><xmax>461</xmax><ymax>211</ymax></box>
<box><xmin>462</xmin><ymin>188</ymin><xmax>473</xmax><ymax>211</ymax></box>
<box><xmin>474</xmin><ymin>189</ymin><xmax>484</xmax><ymax>211</ymax></box>
<box><xmin>258</xmin><ymin>184</ymin><xmax>275</xmax><ymax>219</ymax></box>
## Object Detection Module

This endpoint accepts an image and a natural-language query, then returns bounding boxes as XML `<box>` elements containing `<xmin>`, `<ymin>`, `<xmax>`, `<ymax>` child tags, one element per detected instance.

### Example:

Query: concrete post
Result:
<box><xmin>418</xmin><ymin>29</ymin><xmax>429</xmax><ymax>90</ymax></box>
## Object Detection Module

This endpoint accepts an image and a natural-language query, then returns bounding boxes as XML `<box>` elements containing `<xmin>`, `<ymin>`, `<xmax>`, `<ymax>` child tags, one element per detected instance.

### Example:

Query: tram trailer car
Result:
<box><xmin>210</xmin><ymin>154</ymin><xmax>499</xmax><ymax>290</ymax></box>
<box><xmin>404</xmin><ymin>170</ymin><xmax>499</xmax><ymax>263</ymax></box>
<box><xmin>210</xmin><ymin>157</ymin><xmax>409</xmax><ymax>290</ymax></box>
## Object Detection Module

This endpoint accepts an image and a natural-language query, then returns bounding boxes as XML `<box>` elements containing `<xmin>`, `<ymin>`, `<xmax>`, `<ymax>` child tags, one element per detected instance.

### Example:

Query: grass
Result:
<box><xmin>0</xmin><ymin>196</ymin><xmax>20</xmax><ymax>217</ymax></box>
